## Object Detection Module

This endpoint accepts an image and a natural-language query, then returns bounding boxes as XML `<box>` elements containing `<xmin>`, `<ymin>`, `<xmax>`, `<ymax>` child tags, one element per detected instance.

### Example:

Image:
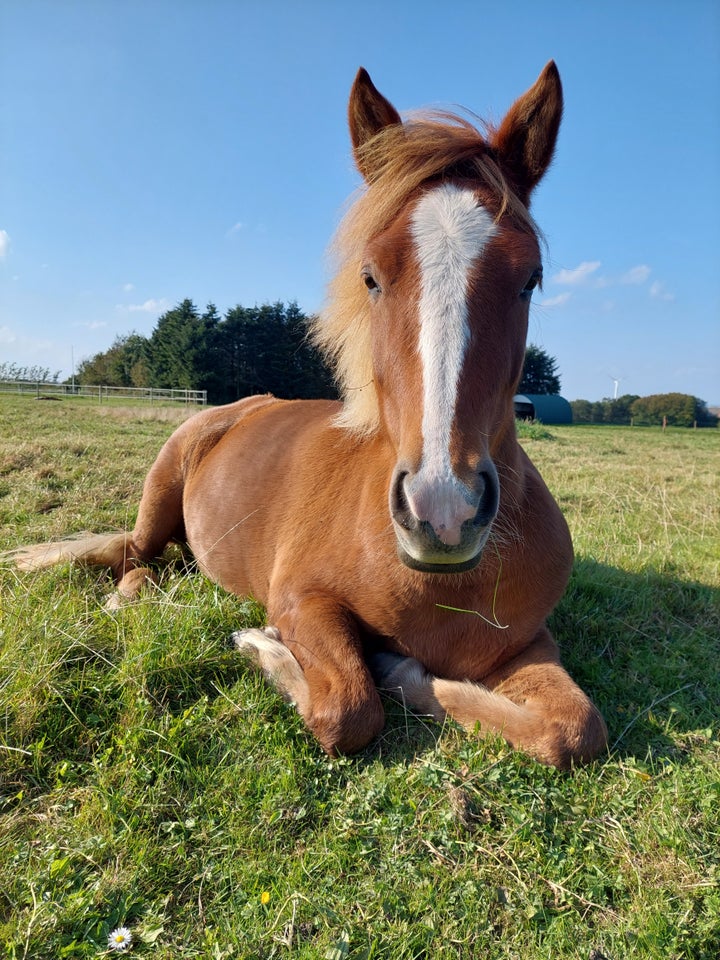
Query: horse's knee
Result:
<box><xmin>233</xmin><ymin>625</ymin><xmax>385</xmax><ymax>752</ymax></box>
<box><xmin>309</xmin><ymin>688</ymin><xmax>385</xmax><ymax>756</ymax></box>
<box><xmin>538</xmin><ymin>702</ymin><xmax>608</xmax><ymax>769</ymax></box>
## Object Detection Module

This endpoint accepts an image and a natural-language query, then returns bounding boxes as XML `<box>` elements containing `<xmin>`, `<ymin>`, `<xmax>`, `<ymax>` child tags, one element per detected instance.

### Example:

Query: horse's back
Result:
<box><xmin>181</xmin><ymin>396</ymin><xmax>342</xmax><ymax>479</ymax></box>
<box><xmin>167</xmin><ymin>394</ymin><xmax>280</xmax><ymax>467</ymax></box>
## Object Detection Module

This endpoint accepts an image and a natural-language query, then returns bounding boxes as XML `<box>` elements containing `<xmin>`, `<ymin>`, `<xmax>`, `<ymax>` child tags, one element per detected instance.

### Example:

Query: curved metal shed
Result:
<box><xmin>513</xmin><ymin>394</ymin><xmax>573</xmax><ymax>425</ymax></box>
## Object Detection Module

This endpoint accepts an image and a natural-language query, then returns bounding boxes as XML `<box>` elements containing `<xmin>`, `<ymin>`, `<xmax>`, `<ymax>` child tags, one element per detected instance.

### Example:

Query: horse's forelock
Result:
<box><xmin>310</xmin><ymin>111</ymin><xmax>538</xmax><ymax>435</ymax></box>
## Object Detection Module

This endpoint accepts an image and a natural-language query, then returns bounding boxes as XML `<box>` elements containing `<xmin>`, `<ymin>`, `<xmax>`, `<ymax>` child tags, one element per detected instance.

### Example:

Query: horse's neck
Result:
<box><xmin>493</xmin><ymin>425</ymin><xmax>531</xmax><ymax>508</ymax></box>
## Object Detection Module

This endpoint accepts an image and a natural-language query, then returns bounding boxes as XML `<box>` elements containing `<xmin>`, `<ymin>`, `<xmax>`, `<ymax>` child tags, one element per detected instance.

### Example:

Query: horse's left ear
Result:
<box><xmin>348</xmin><ymin>68</ymin><xmax>403</xmax><ymax>181</ymax></box>
<box><xmin>492</xmin><ymin>61</ymin><xmax>563</xmax><ymax>202</ymax></box>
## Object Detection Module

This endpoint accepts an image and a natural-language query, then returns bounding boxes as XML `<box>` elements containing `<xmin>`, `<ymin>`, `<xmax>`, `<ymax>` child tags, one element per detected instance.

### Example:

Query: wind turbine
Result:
<box><xmin>609</xmin><ymin>375</ymin><xmax>622</xmax><ymax>400</ymax></box>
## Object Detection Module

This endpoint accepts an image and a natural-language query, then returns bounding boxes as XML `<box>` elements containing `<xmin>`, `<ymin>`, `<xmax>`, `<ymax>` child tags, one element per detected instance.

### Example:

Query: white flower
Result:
<box><xmin>107</xmin><ymin>926</ymin><xmax>133</xmax><ymax>952</ymax></box>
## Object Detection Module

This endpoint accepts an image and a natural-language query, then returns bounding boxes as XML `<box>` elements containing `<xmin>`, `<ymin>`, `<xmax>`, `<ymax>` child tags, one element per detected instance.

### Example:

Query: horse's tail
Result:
<box><xmin>3</xmin><ymin>532</ymin><xmax>132</xmax><ymax>575</ymax></box>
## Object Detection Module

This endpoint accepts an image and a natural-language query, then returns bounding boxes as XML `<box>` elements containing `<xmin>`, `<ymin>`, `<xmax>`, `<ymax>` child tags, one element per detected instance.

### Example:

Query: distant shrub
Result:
<box><xmin>515</xmin><ymin>419</ymin><xmax>555</xmax><ymax>440</ymax></box>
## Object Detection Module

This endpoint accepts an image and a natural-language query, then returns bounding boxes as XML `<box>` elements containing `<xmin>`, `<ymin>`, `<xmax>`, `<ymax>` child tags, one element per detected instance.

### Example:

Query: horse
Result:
<box><xmin>7</xmin><ymin>63</ymin><xmax>607</xmax><ymax>768</ymax></box>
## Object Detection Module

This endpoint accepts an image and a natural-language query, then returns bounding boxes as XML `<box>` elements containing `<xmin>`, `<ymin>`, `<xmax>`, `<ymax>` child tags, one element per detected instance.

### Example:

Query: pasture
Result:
<box><xmin>1</xmin><ymin>394</ymin><xmax>718</xmax><ymax>958</ymax></box>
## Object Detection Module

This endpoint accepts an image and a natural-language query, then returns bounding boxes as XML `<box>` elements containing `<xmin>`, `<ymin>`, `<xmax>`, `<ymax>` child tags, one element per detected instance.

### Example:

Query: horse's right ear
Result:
<box><xmin>348</xmin><ymin>68</ymin><xmax>402</xmax><ymax>181</ymax></box>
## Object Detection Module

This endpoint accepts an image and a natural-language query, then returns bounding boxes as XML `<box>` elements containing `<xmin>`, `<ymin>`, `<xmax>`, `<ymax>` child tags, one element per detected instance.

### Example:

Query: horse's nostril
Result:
<box><xmin>390</xmin><ymin>470</ymin><xmax>413</xmax><ymax>530</ymax></box>
<box><xmin>474</xmin><ymin>469</ymin><xmax>500</xmax><ymax>527</ymax></box>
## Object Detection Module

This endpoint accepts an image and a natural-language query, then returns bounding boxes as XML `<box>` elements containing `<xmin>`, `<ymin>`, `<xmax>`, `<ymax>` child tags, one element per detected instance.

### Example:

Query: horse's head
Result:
<box><xmin>316</xmin><ymin>64</ymin><xmax>562</xmax><ymax>574</ymax></box>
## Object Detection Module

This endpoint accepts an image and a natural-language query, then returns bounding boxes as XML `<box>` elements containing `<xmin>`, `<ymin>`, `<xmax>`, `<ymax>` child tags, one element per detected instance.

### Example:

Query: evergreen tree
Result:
<box><xmin>213</xmin><ymin>302</ymin><xmax>335</xmax><ymax>404</ymax></box>
<box><xmin>590</xmin><ymin>401</ymin><xmax>606</xmax><ymax>424</ymax></box>
<box><xmin>518</xmin><ymin>345</ymin><xmax>561</xmax><ymax>395</ymax></box>
<box><xmin>147</xmin><ymin>300</ymin><xmax>220</xmax><ymax>393</ymax></box>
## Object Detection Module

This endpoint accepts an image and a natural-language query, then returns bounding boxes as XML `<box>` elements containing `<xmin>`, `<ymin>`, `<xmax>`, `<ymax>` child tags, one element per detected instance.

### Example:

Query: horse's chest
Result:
<box><xmin>382</xmin><ymin>605</ymin><xmax>511</xmax><ymax>681</ymax></box>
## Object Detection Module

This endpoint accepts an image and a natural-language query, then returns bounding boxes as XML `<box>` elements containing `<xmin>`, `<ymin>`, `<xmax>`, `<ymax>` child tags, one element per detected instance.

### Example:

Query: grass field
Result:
<box><xmin>1</xmin><ymin>394</ymin><xmax>718</xmax><ymax>959</ymax></box>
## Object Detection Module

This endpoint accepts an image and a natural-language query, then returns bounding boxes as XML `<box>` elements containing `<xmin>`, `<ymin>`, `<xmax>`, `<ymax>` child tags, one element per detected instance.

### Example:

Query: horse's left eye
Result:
<box><xmin>521</xmin><ymin>269</ymin><xmax>543</xmax><ymax>301</ymax></box>
<box><xmin>362</xmin><ymin>270</ymin><xmax>381</xmax><ymax>297</ymax></box>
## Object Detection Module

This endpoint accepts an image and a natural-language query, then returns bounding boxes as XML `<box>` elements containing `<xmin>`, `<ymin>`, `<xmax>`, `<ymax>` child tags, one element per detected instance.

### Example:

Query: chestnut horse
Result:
<box><xmin>8</xmin><ymin>63</ymin><xmax>607</xmax><ymax>768</ymax></box>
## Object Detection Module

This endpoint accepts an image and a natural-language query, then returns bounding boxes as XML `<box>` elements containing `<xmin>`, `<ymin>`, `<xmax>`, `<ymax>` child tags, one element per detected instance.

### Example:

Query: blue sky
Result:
<box><xmin>2</xmin><ymin>0</ymin><xmax>719</xmax><ymax>404</ymax></box>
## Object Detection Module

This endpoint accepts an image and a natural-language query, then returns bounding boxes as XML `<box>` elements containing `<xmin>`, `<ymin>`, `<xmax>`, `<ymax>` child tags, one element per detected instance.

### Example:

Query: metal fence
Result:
<box><xmin>0</xmin><ymin>381</ymin><xmax>207</xmax><ymax>405</ymax></box>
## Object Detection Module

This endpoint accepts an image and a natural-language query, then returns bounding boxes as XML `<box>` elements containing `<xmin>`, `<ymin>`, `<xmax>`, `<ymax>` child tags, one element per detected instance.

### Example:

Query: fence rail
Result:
<box><xmin>0</xmin><ymin>381</ymin><xmax>207</xmax><ymax>405</ymax></box>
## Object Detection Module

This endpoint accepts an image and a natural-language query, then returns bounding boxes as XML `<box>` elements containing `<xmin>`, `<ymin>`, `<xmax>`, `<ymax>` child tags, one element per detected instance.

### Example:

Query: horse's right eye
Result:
<box><xmin>362</xmin><ymin>270</ymin><xmax>381</xmax><ymax>295</ymax></box>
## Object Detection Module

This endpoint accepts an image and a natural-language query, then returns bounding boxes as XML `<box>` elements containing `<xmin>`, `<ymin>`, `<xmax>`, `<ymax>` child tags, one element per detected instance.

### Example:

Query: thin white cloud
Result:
<box><xmin>226</xmin><ymin>221</ymin><xmax>244</xmax><ymax>237</ymax></box>
<box><xmin>122</xmin><ymin>282</ymin><xmax>135</xmax><ymax>292</ymax></box>
<box><xmin>621</xmin><ymin>264</ymin><xmax>651</xmax><ymax>285</ymax></box>
<box><xmin>649</xmin><ymin>280</ymin><xmax>675</xmax><ymax>302</ymax></box>
<box><xmin>552</xmin><ymin>261</ymin><xmax>601</xmax><ymax>285</ymax></box>
<box><xmin>539</xmin><ymin>292</ymin><xmax>572</xmax><ymax>308</ymax></box>
<box><xmin>73</xmin><ymin>320</ymin><xmax>108</xmax><ymax>330</ymax></box>
<box><xmin>117</xmin><ymin>298</ymin><xmax>170</xmax><ymax>314</ymax></box>
<box><xmin>0</xmin><ymin>230</ymin><xmax>10</xmax><ymax>259</ymax></box>
<box><xmin>0</xmin><ymin>325</ymin><xmax>53</xmax><ymax>353</ymax></box>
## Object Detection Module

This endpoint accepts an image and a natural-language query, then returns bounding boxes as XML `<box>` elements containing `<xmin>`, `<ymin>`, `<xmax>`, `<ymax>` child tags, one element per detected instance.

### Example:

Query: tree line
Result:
<box><xmin>514</xmin><ymin>349</ymin><xmax>717</xmax><ymax>428</ymax></box>
<box><xmin>74</xmin><ymin>300</ymin><xmax>336</xmax><ymax>405</ymax></box>
<box><xmin>570</xmin><ymin>394</ymin><xmax>718</xmax><ymax>428</ymax></box>
<box><xmin>62</xmin><ymin>302</ymin><xmax>717</xmax><ymax>427</ymax></box>
<box><xmin>0</xmin><ymin>362</ymin><xmax>61</xmax><ymax>383</ymax></box>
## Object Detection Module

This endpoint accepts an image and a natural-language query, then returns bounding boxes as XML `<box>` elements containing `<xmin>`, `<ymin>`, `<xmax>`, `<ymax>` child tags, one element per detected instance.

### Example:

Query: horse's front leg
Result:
<box><xmin>232</xmin><ymin>595</ymin><xmax>384</xmax><ymax>755</ymax></box>
<box><xmin>371</xmin><ymin>629</ymin><xmax>607</xmax><ymax>769</ymax></box>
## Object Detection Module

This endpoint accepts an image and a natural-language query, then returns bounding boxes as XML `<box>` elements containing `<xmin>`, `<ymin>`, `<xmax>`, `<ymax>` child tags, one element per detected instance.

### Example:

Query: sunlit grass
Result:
<box><xmin>1</xmin><ymin>396</ymin><xmax>718</xmax><ymax>958</ymax></box>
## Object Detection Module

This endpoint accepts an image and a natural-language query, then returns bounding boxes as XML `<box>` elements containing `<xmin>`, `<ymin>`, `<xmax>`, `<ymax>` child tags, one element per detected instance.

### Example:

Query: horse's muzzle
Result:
<box><xmin>389</xmin><ymin>461</ymin><xmax>499</xmax><ymax>573</ymax></box>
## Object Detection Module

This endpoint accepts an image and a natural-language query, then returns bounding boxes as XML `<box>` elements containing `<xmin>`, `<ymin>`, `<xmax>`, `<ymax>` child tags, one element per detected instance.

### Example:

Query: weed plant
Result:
<box><xmin>1</xmin><ymin>396</ymin><xmax>718</xmax><ymax>958</ymax></box>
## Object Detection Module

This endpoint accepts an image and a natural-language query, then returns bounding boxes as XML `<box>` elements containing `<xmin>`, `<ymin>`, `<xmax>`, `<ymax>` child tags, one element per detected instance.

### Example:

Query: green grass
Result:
<box><xmin>1</xmin><ymin>395</ymin><xmax>718</xmax><ymax>959</ymax></box>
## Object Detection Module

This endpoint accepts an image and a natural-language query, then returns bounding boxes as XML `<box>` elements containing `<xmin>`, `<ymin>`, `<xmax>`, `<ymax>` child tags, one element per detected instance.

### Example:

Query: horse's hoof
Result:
<box><xmin>369</xmin><ymin>651</ymin><xmax>425</xmax><ymax>689</ymax></box>
<box><xmin>103</xmin><ymin>591</ymin><xmax>129</xmax><ymax>612</ymax></box>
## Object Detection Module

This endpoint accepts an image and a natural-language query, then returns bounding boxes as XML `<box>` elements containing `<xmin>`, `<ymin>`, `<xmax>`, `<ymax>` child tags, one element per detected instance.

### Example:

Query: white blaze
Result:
<box><xmin>410</xmin><ymin>183</ymin><xmax>496</xmax><ymax>483</ymax></box>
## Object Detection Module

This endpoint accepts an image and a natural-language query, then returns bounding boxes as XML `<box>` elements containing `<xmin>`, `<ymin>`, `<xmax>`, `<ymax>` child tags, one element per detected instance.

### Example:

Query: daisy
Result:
<box><xmin>107</xmin><ymin>926</ymin><xmax>133</xmax><ymax>952</ymax></box>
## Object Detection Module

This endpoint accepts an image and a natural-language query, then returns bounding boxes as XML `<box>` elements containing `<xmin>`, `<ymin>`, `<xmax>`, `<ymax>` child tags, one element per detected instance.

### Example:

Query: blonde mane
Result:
<box><xmin>310</xmin><ymin>111</ymin><xmax>538</xmax><ymax>435</ymax></box>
